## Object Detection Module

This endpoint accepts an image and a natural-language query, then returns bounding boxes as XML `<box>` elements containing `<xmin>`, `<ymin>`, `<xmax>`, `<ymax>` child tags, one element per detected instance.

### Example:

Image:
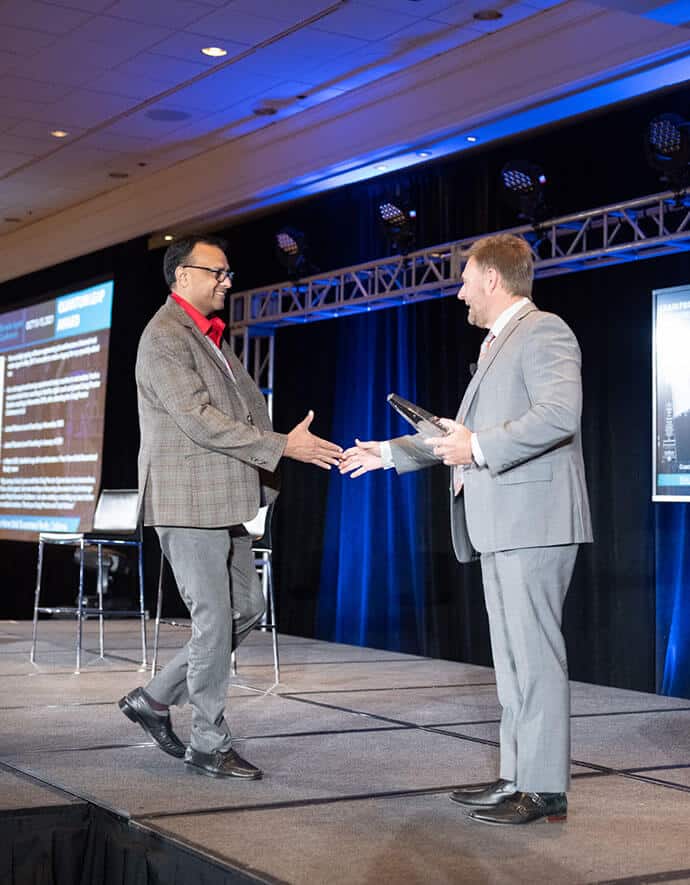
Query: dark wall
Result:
<box><xmin>2</xmin><ymin>83</ymin><xmax>690</xmax><ymax>691</ymax></box>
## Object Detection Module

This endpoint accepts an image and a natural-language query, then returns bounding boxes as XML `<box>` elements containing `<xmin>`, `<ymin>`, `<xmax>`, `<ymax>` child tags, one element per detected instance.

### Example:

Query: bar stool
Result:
<box><xmin>31</xmin><ymin>489</ymin><xmax>148</xmax><ymax>674</ymax></box>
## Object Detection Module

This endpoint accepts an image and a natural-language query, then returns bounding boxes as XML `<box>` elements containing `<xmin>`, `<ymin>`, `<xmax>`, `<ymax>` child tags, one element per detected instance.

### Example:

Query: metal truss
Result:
<box><xmin>229</xmin><ymin>188</ymin><xmax>690</xmax><ymax>335</ymax></box>
<box><xmin>230</xmin><ymin>327</ymin><xmax>275</xmax><ymax>419</ymax></box>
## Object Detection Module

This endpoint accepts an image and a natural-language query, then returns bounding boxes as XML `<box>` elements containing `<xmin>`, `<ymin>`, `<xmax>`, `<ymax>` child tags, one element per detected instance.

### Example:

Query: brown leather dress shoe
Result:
<box><xmin>185</xmin><ymin>747</ymin><xmax>263</xmax><ymax>779</ymax></box>
<box><xmin>118</xmin><ymin>687</ymin><xmax>185</xmax><ymax>758</ymax></box>
<box><xmin>450</xmin><ymin>778</ymin><xmax>517</xmax><ymax>807</ymax></box>
<box><xmin>469</xmin><ymin>791</ymin><xmax>567</xmax><ymax>825</ymax></box>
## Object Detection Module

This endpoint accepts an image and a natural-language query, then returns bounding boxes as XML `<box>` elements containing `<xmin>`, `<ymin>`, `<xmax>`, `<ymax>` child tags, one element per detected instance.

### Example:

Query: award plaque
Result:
<box><xmin>387</xmin><ymin>393</ymin><xmax>447</xmax><ymax>437</ymax></box>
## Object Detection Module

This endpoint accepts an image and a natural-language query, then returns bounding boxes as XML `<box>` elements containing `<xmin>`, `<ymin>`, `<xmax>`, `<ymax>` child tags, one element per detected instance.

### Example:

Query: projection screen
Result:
<box><xmin>0</xmin><ymin>280</ymin><xmax>114</xmax><ymax>541</ymax></box>
<box><xmin>653</xmin><ymin>283</ymin><xmax>690</xmax><ymax>502</ymax></box>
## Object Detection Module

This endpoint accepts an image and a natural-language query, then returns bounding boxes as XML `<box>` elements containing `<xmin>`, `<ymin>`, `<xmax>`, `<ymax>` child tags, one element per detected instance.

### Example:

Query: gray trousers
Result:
<box><xmin>146</xmin><ymin>526</ymin><xmax>265</xmax><ymax>753</ymax></box>
<box><xmin>480</xmin><ymin>544</ymin><xmax>579</xmax><ymax>793</ymax></box>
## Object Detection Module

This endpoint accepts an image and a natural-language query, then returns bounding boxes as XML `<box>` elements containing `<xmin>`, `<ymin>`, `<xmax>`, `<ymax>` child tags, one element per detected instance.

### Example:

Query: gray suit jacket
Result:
<box><xmin>136</xmin><ymin>297</ymin><xmax>286</xmax><ymax>528</ymax></box>
<box><xmin>391</xmin><ymin>303</ymin><xmax>593</xmax><ymax>562</ymax></box>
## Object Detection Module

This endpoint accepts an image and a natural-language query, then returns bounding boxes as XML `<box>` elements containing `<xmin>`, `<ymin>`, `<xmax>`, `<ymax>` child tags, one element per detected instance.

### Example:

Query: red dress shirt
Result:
<box><xmin>170</xmin><ymin>292</ymin><xmax>226</xmax><ymax>348</ymax></box>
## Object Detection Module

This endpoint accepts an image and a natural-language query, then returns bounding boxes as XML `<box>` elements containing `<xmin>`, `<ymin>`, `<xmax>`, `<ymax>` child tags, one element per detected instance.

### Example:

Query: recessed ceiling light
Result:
<box><xmin>50</xmin><ymin>129</ymin><xmax>68</xmax><ymax>138</ymax></box>
<box><xmin>473</xmin><ymin>8</ymin><xmax>503</xmax><ymax>20</ymax></box>
<box><xmin>375</xmin><ymin>164</ymin><xmax>388</xmax><ymax>171</ymax></box>
<box><xmin>3</xmin><ymin>217</ymin><xmax>21</xmax><ymax>223</ymax></box>
<box><xmin>108</xmin><ymin>171</ymin><xmax>129</xmax><ymax>179</ymax></box>
<box><xmin>202</xmin><ymin>46</ymin><xmax>227</xmax><ymax>57</ymax></box>
<box><xmin>466</xmin><ymin>135</ymin><xmax>478</xmax><ymax>143</ymax></box>
<box><xmin>253</xmin><ymin>105</ymin><xmax>278</xmax><ymax>116</ymax></box>
<box><xmin>163</xmin><ymin>235</ymin><xmax>174</xmax><ymax>241</ymax></box>
<box><xmin>417</xmin><ymin>151</ymin><xmax>432</xmax><ymax>158</ymax></box>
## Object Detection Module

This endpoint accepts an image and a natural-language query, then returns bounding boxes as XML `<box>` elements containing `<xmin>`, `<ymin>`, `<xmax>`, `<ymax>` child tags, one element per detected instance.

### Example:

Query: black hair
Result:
<box><xmin>163</xmin><ymin>235</ymin><xmax>228</xmax><ymax>288</ymax></box>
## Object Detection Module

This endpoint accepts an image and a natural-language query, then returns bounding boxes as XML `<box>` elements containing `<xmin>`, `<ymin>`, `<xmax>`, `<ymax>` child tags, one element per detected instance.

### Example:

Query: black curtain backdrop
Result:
<box><xmin>3</xmin><ymin>83</ymin><xmax>690</xmax><ymax>693</ymax></box>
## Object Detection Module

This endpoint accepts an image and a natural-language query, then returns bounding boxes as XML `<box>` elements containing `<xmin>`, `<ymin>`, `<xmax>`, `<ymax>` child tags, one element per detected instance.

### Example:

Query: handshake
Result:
<box><xmin>284</xmin><ymin>411</ymin><xmax>474</xmax><ymax>473</ymax></box>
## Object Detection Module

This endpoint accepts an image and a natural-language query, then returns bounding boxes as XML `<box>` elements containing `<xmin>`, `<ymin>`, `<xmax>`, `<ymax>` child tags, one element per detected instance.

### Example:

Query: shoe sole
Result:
<box><xmin>185</xmin><ymin>761</ymin><xmax>262</xmax><ymax>780</ymax></box>
<box><xmin>118</xmin><ymin>697</ymin><xmax>185</xmax><ymax>759</ymax></box>
<box><xmin>468</xmin><ymin>813</ymin><xmax>567</xmax><ymax>826</ymax></box>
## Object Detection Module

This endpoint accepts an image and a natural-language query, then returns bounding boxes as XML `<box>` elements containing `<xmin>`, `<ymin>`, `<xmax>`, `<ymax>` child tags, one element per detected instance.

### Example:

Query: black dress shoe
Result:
<box><xmin>469</xmin><ymin>791</ymin><xmax>567</xmax><ymax>825</ymax></box>
<box><xmin>450</xmin><ymin>778</ymin><xmax>517</xmax><ymax>807</ymax></box>
<box><xmin>118</xmin><ymin>687</ymin><xmax>186</xmax><ymax>759</ymax></box>
<box><xmin>185</xmin><ymin>747</ymin><xmax>262</xmax><ymax>780</ymax></box>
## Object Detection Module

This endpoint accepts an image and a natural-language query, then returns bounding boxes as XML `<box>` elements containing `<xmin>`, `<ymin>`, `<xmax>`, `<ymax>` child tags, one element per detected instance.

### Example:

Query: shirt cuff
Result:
<box><xmin>379</xmin><ymin>441</ymin><xmax>396</xmax><ymax>470</ymax></box>
<box><xmin>471</xmin><ymin>433</ymin><xmax>486</xmax><ymax>467</ymax></box>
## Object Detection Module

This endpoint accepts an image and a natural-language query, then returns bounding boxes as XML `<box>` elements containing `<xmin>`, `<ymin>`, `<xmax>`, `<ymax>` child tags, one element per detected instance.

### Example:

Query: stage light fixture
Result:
<box><xmin>645</xmin><ymin>113</ymin><xmax>690</xmax><ymax>192</ymax></box>
<box><xmin>378</xmin><ymin>200</ymin><xmax>417</xmax><ymax>254</ymax></box>
<box><xmin>275</xmin><ymin>227</ymin><xmax>314</xmax><ymax>279</ymax></box>
<box><xmin>499</xmin><ymin>159</ymin><xmax>548</xmax><ymax>222</ymax></box>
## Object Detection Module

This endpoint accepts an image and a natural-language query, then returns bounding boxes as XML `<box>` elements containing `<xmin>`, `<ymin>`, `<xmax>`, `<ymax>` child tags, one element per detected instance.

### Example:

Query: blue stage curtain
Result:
<box><xmin>656</xmin><ymin>502</ymin><xmax>690</xmax><ymax>697</ymax></box>
<box><xmin>317</xmin><ymin>307</ymin><xmax>430</xmax><ymax>652</ymax></box>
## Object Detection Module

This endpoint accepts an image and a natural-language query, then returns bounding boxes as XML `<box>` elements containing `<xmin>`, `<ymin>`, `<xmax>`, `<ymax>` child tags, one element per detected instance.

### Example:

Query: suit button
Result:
<box><xmin>247</xmin><ymin>415</ymin><xmax>254</xmax><ymax>424</ymax></box>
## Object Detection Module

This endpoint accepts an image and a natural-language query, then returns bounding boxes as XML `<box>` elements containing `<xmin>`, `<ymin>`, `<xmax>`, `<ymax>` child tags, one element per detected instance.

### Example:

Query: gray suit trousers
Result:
<box><xmin>480</xmin><ymin>544</ymin><xmax>578</xmax><ymax>793</ymax></box>
<box><xmin>146</xmin><ymin>526</ymin><xmax>265</xmax><ymax>753</ymax></box>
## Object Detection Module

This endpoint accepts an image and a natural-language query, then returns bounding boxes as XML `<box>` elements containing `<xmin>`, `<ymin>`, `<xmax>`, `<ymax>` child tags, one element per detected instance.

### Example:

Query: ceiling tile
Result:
<box><xmin>38</xmin><ymin>0</ymin><xmax>116</xmax><ymax>11</ymax></box>
<box><xmin>0</xmin><ymin>133</ymin><xmax>57</xmax><ymax>157</ymax></box>
<box><xmin>115</xmin><ymin>52</ymin><xmax>208</xmax><ymax>85</ymax></box>
<box><xmin>312</xmin><ymin>1</ymin><xmax>419</xmax><ymax>40</ymax></box>
<box><xmin>186</xmin><ymin>8</ymin><xmax>292</xmax><ymax>44</ymax></box>
<box><xmin>161</xmin><ymin>67</ymin><xmax>281</xmax><ymax>112</ymax></box>
<box><xmin>20</xmin><ymin>89</ymin><xmax>137</xmax><ymax>129</ymax></box>
<box><xmin>0</xmin><ymin>150</ymin><xmax>33</xmax><ymax>176</ymax></box>
<box><xmin>227</xmin><ymin>0</ymin><xmax>351</xmax><ymax>21</ymax></box>
<box><xmin>106</xmin><ymin>0</ymin><xmax>214</xmax><ymax>29</ymax></box>
<box><xmin>0</xmin><ymin>24</ymin><xmax>59</xmax><ymax>54</ymax></box>
<box><xmin>235</xmin><ymin>28</ymin><xmax>369</xmax><ymax>77</ymax></box>
<box><xmin>0</xmin><ymin>1</ymin><xmax>93</xmax><ymax>34</ymax></box>
<box><xmin>0</xmin><ymin>75</ymin><xmax>74</xmax><ymax>104</ymax></box>
<box><xmin>69</xmin><ymin>15</ymin><xmax>174</xmax><ymax>53</ymax></box>
<box><xmin>86</xmin><ymin>70</ymin><xmax>172</xmax><ymax>102</ymax></box>
<box><xmin>358</xmin><ymin>0</ymin><xmax>456</xmax><ymax>13</ymax></box>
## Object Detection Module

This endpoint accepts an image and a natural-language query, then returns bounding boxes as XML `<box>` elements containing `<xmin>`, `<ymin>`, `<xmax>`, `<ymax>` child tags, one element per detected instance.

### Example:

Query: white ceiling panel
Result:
<box><xmin>0</xmin><ymin>0</ymin><xmax>93</xmax><ymax>33</ymax></box>
<box><xmin>85</xmin><ymin>70</ymin><xmax>175</xmax><ymax>102</ymax></box>
<box><xmin>69</xmin><ymin>15</ymin><xmax>175</xmax><ymax>53</ymax></box>
<box><xmin>312</xmin><ymin>1</ymin><xmax>420</xmax><ymax>39</ymax></box>
<box><xmin>0</xmin><ymin>76</ymin><xmax>74</xmax><ymax>104</ymax></box>
<box><xmin>228</xmin><ymin>0</ymin><xmax>355</xmax><ymax>22</ymax></box>
<box><xmin>39</xmin><ymin>0</ymin><xmax>118</xmax><ymax>11</ymax></box>
<box><xmin>106</xmin><ymin>0</ymin><xmax>216</xmax><ymax>29</ymax></box>
<box><xmin>160</xmin><ymin>68</ymin><xmax>283</xmax><ymax>112</ymax></box>
<box><xmin>236</xmin><ymin>28</ymin><xmax>369</xmax><ymax>77</ymax></box>
<box><xmin>114</xmin><ymin>52</ymin><xmax>209</xmax><ymax>85</ymax></box>
<box><xmin>357</xmin><ymin>0</ymin><xmax>459</xmax><ymax>13</ymax></box>
<box><xmin>0</xmin><ymin>134</ymin><xmax>47</xmax><ymax>157</ymax></box>
<box><xmin>186</xmin><ymin>8</ymin><xmax>299</xmax><ymax>44</ymax></box>
<box><xmin>7</xmin><ymin>120</ymin><xmax>85</xmax><ymax>140</ymax></box>
<box><xmin>0</xmin><ymin>24</ymin><xmax>58</xmax><ymax>54</ymax></box>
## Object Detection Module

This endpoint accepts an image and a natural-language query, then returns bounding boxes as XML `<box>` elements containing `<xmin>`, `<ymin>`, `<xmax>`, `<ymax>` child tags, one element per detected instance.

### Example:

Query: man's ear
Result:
<box><xmin>174</xmin><ymin>266</ymin><xmax>186</xmax><ymax>289</ymax></box>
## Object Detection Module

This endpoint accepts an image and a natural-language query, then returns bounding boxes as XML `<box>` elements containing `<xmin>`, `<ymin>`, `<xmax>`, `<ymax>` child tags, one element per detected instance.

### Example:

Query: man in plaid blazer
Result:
<box><xmin>119</xmin><ymin>235</ymin><xmax>341</xmax><ymax>780</ymax></box>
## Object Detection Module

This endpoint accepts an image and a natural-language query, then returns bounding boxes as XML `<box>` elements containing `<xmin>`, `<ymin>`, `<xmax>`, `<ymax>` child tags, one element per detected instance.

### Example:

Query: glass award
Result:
<box><xmin>387</xmin><ymin>393</ymin><xmax>447</xmax><ymax>437</ymax></box>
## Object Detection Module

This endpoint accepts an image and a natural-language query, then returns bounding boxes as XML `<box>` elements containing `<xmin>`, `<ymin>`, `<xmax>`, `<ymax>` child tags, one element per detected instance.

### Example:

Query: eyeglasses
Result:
<box><xmin>181</xmin><ymin>265</ymin><xmax>234</xmax><ymax>283</ymax></box>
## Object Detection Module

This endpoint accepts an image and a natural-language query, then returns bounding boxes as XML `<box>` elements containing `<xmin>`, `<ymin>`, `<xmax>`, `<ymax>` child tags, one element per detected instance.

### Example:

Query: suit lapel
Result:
<box><xmin>458</xmin><ymin>302</ymin><xmax>537</xmax><ymax>422</ymax></box>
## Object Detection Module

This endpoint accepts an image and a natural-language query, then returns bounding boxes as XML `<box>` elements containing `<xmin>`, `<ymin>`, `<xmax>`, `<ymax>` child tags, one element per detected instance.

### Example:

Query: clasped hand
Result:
<box><xmin>339</xmin><ymin>419</ymin><xmax>474</xmax><ymax>477</ymax></box>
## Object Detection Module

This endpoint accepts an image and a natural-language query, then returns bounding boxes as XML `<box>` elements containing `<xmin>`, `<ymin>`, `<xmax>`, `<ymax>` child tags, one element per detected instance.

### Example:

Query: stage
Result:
<box><xmin>1</xmin><ymin>619</ymin><xmax>689</xmax><ymax>884</ymax></box>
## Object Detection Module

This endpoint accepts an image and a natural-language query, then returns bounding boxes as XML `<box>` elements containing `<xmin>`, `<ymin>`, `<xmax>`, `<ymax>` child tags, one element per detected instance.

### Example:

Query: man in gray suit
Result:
<box><xmin>340</xmin><ymin>233</ymin><xmax>592</xmax><ymax>825</ymax></box>
<box><xmin>120</xmin><ymin>235</ymin><xmax>341</xmax><ymax>780</ymax></box>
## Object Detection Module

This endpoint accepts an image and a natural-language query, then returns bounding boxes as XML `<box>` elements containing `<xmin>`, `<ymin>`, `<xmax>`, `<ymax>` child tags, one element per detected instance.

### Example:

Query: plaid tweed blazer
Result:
<box><xmin>136</xmin><ymin>297</ymin><xmax>286</xmax><ymax>528</ymax></box>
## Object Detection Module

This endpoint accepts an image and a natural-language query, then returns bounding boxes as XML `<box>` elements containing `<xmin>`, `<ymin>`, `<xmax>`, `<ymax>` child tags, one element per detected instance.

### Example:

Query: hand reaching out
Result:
<box><xmin>339</xmin><ymin>439</ymin><xmax>383</xmax><ymax>478</ymax></box>
<box><xmin>284</xmin><ymin>410</ymin><xmax>342</xmax><ymax>470</ymax></box>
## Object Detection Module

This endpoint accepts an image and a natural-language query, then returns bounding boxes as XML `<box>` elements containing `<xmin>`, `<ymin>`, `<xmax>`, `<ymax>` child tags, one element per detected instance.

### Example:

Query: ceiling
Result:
<box><xmin>2</xmin><ymin>0</ymin><xmax>690</xmax><ymax>283</ymax></box>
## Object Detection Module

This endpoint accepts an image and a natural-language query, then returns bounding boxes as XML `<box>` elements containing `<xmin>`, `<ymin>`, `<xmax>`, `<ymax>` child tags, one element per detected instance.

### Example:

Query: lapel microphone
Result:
<box><xmin>469</xmin><ymin>362</ymin><xmax>478</xmax><ymax>377</ymax></box>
